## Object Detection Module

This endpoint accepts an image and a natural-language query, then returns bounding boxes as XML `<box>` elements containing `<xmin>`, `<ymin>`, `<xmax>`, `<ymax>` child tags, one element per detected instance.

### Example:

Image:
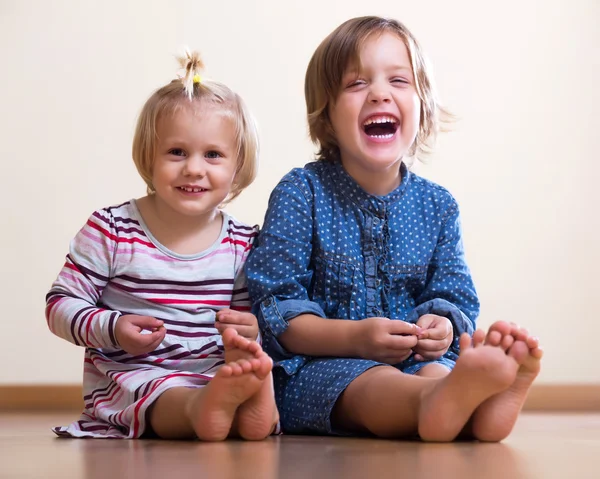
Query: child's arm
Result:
<box><xmin>279</xmin><ymin>313</ymin><xmax>421</xmax><ymax>364</ymax></box>
<box><xmin>45</xmin><ymin>209</ymin><xmax>124</xmax><ymax>349</ymax></box>
<box><xmin>409</xmin><ymin>200</ymin><xmax>479</xmax><ymax>356</ymax></box>
<box><xmin>215</xmin><ymin>224</ymin><xmax>260</xmax><ymax>341</ymax></box>
<box><xmin>247</xmin><ymin>178</ymin><xmax>419</xmax><ymax>364</ymax></box>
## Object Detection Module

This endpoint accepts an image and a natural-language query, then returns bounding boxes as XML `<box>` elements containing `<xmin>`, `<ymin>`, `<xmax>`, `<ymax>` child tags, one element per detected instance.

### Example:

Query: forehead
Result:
<box><xmin>345</xmin><ymin>31</ymin><xmax>412</xmax><ymax>73</ymax></box>
<box><xmin>156</xmin><ymin>102</ymin><xmax>237</xmax><ymax>144</ymax></box>
<box><xmin>159</xmin><ymin>101</ymin><xmax>234</xmax><ymax>128</ymax></box>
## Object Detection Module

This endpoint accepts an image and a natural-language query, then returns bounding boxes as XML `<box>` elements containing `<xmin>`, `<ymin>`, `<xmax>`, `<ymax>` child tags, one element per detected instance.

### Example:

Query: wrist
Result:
<box><xmin>345</xmin><ymin>320</ymin><xmax>365</xmax><ymax>358</ymax></box>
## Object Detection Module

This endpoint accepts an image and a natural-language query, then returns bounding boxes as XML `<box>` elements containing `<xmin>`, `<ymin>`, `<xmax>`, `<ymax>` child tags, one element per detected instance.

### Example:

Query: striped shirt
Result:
<box><xmin>45</xmin><ymin>200</ymin><xmax>258</xmax><ymax>438</ymax></box>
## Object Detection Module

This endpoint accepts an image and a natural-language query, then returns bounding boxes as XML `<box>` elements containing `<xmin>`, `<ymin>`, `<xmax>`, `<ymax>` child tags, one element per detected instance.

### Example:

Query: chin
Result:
<box><xmin>364</xmin><ymin>155</ymin><xmax>403</xmax><ymax>169</ymax></box>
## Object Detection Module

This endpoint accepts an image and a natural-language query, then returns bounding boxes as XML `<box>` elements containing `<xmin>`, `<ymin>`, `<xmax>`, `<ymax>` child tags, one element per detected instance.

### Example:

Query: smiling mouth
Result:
<box><xmin>363</xmin><ymin>116</ymin><xmax>399</xmax><ymax>139</ymax></box>
<box><xmin>177</xmin><ymin>186</ymin><xmax>207</xmax><ymax>193</ymax></box>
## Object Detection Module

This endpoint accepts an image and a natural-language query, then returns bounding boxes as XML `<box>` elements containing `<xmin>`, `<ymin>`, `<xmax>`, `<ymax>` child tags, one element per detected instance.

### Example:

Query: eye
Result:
<box><xmin>346</xmin><ymin>78</ymin><xmax>366</xmax><ymax>88</ymax></box>
<box><xmin>205</xmin><ymin>150</ymin><xmax>223</xmax><ymax>160</ymax></box>
<box><xmin>392</xmin><ymin>77</ymin><xmax>410</xmax><ymax>85</ymax></box>
<box><xmin>168</xmin><ymin>148</ymin><xmax>186</xmax><ymax>157</ymax></box>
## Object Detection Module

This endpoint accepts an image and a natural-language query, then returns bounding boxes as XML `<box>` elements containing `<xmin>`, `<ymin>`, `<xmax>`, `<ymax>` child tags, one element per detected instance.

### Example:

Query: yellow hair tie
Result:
<box><xmin>193</xmin><ymin>74</ymin><xmax>202</xmax><ymax>84</ymax></box>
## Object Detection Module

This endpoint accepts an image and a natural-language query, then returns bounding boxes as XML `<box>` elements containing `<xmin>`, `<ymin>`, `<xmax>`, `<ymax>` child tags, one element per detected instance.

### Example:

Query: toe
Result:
<box><xmin>472</xmin><ymin>329</ymin><xmax>486</xmax><ymax>346</ymax></box>
<box><xmin>486</xmin><ymin>330</ymin><xmax>502</xmax><ymax>346</ymax></box>
<box><xmin>459</xmin><ymin>332</ymin><xmax>472</xmax><ymax>351</ymax></box>
<box><xmin>500</xmin><ymin>334</ymin><xmax>515</xmax><ymax>351</ymax></box>
<box><xmin>507</xmin><ymin>340</ymin><xmax>529</xmax><ymax>364</ymax></box>
<box><xmin>489</xmin><ymin>320</ymin><xmax>512</xmax><ymax>336</ymax></box>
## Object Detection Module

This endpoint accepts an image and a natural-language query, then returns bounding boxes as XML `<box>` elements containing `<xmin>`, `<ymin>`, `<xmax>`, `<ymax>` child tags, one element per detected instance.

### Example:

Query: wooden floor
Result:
<box><xmin>0</xmin><ymin>413</ymin><xmax>598</xmax><ymax>479</ymax></box>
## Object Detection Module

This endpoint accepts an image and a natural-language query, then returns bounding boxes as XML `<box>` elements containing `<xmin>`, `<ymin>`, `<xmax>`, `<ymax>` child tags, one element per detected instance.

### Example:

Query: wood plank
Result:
<box><xmin>0</xmin><ymin>384</ymin><xmax>598</xmax><ymax>411</ymax></box>
<box><xmin>0</xmin><ymin>385</ymin><xmax>83</xmax><ymax>411</ymax></box>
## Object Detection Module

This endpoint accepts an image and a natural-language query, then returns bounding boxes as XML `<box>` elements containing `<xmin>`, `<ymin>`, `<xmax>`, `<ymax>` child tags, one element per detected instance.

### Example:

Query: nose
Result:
<box><xmin>368</xmin><ymin>81</ymin><xmax>392</xmax><ymax>104</ymax></box>
<box><xmin>183</xmin><ymin>155</ymin><xmax>206</xmax><ymax>177</ymax></box>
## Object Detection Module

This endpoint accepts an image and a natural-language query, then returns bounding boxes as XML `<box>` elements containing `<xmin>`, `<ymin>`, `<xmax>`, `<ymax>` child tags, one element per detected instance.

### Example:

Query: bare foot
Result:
<box><xmin>418</xmin><ymin>329</ymin><xmax>520</xmax><ymax>442</ymax></box>
<box><xmin>222</xmin><ymin>328</ymin><xmax>279</xmax><ymax>440</ymax></box>
<box><xmin>184</xmin><ymin>329</ymin><xmax>269</xmax><ymax>441</ymax></box>
<box><xmin>471</xmin><ymin>321</ymin><xmax>543</xmax><ymax>442</ymax></box>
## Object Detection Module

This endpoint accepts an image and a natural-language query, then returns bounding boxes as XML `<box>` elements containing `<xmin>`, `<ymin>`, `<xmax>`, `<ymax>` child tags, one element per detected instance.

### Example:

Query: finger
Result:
<box><xmin>128</xmin><ymin>316</ymin><xmax>164</xmax><ymax>330</ymax></box>
<box><xmin>217</xmin><ymin>313</ymin><xmax>255</xmax><ymax>326</ymax></box>
<box><xmin>228</xmin><ymin>325</ymin><xmax>257</xmax><ymax>339</ymax></box>
<box><xmin>423</xmin><ymin>325</ymin><xmax>451</xmax><ymax>341</ymax></box>
<box><xmin>131</xmin><ymin>332</ymin><xmax>164</xmax><ymax>356</ymax></box>
<box><xmin>388</xmin><ymin>321</ymin><xmax>422</xmax><ymax>336</ymax></box>
<box><xmin>138</xmin><ymin>329</ymin><xmax>166</xmax><ymax>347</ymax></box>
<box><xmin>417</xmin><ymin>329</ymin><xmax>430</xmax><ymax>340</ymax></box>
<box><xmin>415</xmin><ymin>315</ymin><xmax>437</xmax><ymax>330</ymax></box>
<box><xmin>216</xmin><ymin>323</ymin><xmax>256</xmax><ymax>339</ymax></box>
<box><xmin>414</xmin><ymin>338</ymin><xmax>450</xmax><ymax>352</ymax></box>
<box><xmin>385</xmin><ymin>334</ymin><xmax>418</xmax><ymax>350</ymax></box>
<box><xmin>145</xmin><ymin>333</ymin><xmax>165</xmax><ymax>353</ymax></box>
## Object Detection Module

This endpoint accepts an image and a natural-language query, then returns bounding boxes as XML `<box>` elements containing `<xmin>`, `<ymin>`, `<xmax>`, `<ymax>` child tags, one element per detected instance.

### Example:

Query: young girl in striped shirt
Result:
<box><xmin>45</xmin><ymin>50</ymin><xmax>278</xmax><ymax>440</ymax></box>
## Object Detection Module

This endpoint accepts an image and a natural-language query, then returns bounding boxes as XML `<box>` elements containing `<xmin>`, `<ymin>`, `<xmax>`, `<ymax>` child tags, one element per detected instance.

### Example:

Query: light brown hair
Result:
<box><xmin>305</xmin><ymin>16</ymin><xmax>450</xmax><ymax>162</ymax></box>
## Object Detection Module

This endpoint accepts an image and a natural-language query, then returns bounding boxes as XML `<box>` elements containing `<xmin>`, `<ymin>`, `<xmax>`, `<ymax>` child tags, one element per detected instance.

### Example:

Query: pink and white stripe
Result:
<box><xmin>46</xmin><ymin>200</ymin><xmax>258</xmax><ymax>438</ymax></box>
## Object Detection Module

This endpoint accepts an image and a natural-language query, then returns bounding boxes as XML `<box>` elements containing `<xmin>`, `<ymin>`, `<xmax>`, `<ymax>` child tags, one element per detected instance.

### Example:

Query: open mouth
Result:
<box><xmin>362</xmin><ymin>115</ymin><xmax>399</xmax><ymax>139</ymax></box>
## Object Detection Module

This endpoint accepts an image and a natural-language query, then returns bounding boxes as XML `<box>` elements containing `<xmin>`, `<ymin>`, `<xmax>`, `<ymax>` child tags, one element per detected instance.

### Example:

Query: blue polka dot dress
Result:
<box><xmin>246</xmin><ymin>160</ymin><xmax>479</xmax><ymax>435</ymax></box>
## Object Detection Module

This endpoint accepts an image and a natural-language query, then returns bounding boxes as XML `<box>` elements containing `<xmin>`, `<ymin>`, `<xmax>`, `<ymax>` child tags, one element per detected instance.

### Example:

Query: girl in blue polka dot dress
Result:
<box><xmin>246</xmin><ymin>16</ymin><xmax>542</xmax><ymax>441</ymax></box>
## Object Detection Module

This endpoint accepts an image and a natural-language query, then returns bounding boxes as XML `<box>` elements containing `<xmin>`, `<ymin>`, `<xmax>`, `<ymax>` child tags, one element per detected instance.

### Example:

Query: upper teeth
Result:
<box><xmin>180</xmin><ymin>187</ymin><xmax>204</xmax><ymax>192</ymax></box>
<box><xmin>363</xmin><ymin>116</ymin><xmax>397</xmax><ymax>126</ymax></box>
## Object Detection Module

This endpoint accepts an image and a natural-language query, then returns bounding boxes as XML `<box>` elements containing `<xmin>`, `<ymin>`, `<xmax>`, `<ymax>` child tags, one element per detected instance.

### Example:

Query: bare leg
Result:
<box><xmin>221</xmin><ymin>327</ymin><xmax>279</xmax><ymax>440</ymax></box>
<box><xmin>470</xmin><ymin>321</ymin><xmax>543</xmax><ymax>441</ymax></box>
<box><xmin>416</xmin><ymin>363</ymin><xmax>451</xmax><ymax>378</ymax></box>
<box><xmin>332</xmin><ymin>329</ymin><xmax>520</xmax><ymax>441</ymax></box>
<box><xmin>148</xmin><ymin>387</ymin><xmax>198</xmax><ymax>439</ymax></box>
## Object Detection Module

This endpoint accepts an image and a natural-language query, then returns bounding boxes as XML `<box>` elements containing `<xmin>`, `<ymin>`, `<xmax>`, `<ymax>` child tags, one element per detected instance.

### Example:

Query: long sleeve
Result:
<box><xmin>45</xmin><ymin>209</ymin><xmax>121</xmax><ymax>349</ymax></box>
<box><xmin>246</xmin><ymin>180</ymin><xmax>326</xmax><ymax>362</ymax></box>
<box><xmin>229</xmin><ymin>221</ymin><xmax>259</xmax><ymax>314</ymax></box>
<box><xmin>406</xmin><ymin>200</ymin><xmax>479</xmax><ymax>348</ymax></box>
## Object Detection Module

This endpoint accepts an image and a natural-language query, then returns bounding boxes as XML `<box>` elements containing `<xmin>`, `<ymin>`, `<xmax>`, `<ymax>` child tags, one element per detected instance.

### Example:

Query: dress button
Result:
<box><xmin>373</xmin><ymin>217</ymin><xmax>380</xmax><ymax>225</ymax></box>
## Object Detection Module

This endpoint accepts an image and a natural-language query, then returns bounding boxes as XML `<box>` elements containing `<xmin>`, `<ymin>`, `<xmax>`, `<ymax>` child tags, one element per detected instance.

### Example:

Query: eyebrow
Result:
<box><xmin>344</xmin><ymin>64</ymin><xmax>413</xmax><ymax>76</ymax></box>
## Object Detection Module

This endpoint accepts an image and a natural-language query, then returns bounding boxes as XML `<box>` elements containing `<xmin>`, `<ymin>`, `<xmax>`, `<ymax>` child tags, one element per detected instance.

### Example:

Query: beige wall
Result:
<box><xmin>1</xmin><ymin>0</ymin><xmax>598</xmax><ymax>384</ymax></box>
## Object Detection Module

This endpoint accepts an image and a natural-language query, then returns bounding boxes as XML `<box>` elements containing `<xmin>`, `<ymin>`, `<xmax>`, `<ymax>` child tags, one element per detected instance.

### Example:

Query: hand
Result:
<box><xmin>412</xmin><ymin>314</ymin><xmax>453</xmax><ymax>361</ymax></box>
<box><xmin>115</xmin><ymin>315</ymin><xmax>166</xmax><ymax>356</ymax></box>
<box><xmin>354</xmin><ymin>317</ymin><xmax>422</xmax><ymax>364</ymax></box>
<box><xmin>215</xmin><ymin>309</ymin><xmax>259</xmax><ymax>340</ymax></box>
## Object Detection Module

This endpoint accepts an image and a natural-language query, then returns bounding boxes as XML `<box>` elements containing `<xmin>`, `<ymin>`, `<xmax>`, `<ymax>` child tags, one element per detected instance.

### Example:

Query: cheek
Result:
<box><xmin>152</xmin><ymin>162</ymin><xmax>178</xmax><ymax>184</ymax></box>
<box><xmin>410</xmin><ymin>94</ymin><xmax>421</xmax><ymax>122</ymax></box>
<box><xmin>330</xmin><ymin>99</ymin><xmax>359</xmax><ymax>132</ymax></box>
<box><xmin>402</xmin><ymin>94</ymin><xmax>422</xmax><ymax>134</ymax></box>
<box><xmin>212</xmin><ymin>164</ymin><xmax>237</xmax><ymax>186</ymax></box>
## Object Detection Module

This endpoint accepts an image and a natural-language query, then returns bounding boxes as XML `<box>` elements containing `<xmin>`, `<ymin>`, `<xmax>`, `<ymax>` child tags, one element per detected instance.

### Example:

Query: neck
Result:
<box><xmin>135</xmin><ymin>195</ymin><xmax>223</xmax><ymax>255</ymax></box>
<box><xmin>149</xmin><ymin>195</ymin><xmax>219</xmax><ymax>233</ymax></box>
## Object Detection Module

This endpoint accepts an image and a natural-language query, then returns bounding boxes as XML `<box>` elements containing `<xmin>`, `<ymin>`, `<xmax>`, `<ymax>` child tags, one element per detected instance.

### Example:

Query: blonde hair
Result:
<box><xmin>305</xmin><ymin>16</ymin><xmax>451</xmax><ymax>162</ymax></box>
<box><xmin>132</xmin><ymin>49</ymin><xmax>258</xmax><ymax>203</ymax></box>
